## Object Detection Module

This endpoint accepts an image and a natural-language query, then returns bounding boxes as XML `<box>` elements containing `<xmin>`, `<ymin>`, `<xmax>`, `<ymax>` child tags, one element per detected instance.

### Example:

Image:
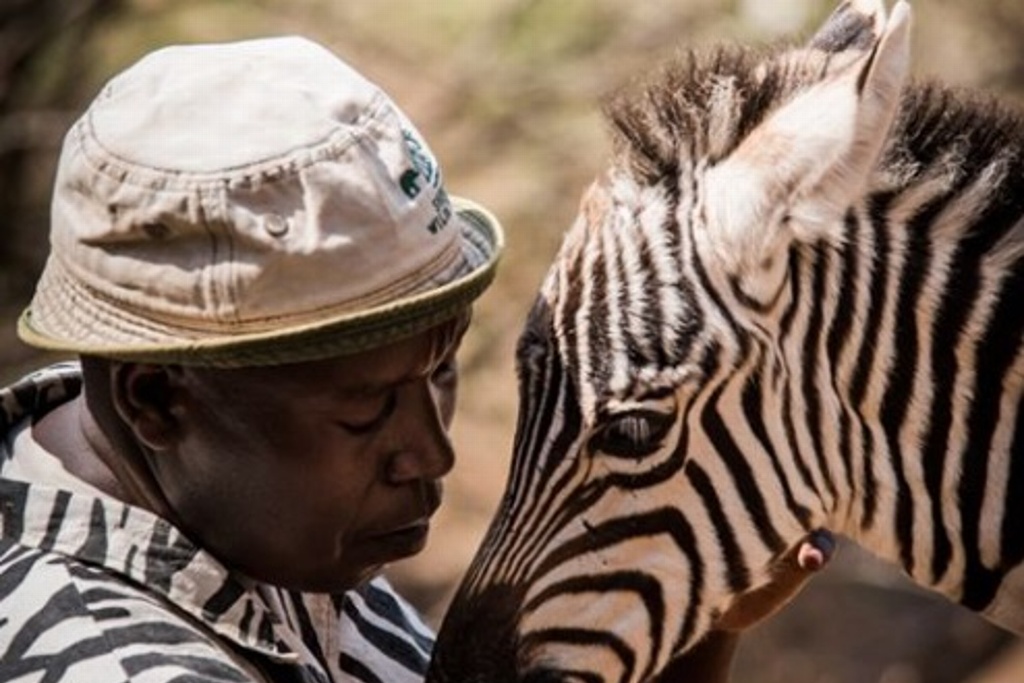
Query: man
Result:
<box><xmin>2</xmin><ymin>35</ymin><xmax>501</xmax><ymax>683</ymax></box>
<box><xmin>0</xmin><ymin>35</ymin><xmax>830</xmax><ymax>682</ymax></box>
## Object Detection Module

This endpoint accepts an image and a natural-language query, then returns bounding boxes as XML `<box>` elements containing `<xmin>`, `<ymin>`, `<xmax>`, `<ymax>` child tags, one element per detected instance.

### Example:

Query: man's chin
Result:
<box><xmin>242</xmin><ymin>526</ymin><xmax>432</xmax><ymax>594</ymax></box>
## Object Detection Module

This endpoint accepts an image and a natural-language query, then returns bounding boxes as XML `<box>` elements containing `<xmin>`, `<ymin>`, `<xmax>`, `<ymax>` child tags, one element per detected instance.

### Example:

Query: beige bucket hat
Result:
<box><xmin>18</xmin><ymin>36</ymin><xmax>503</xmax><ymax>367</ymax></box>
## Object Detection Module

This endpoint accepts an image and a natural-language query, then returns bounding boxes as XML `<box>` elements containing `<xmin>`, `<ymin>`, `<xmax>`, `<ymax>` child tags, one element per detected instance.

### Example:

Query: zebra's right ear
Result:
<box><xmin>701</xmin><ymin>1</ymin><xmax>910</xmax><ymax>273</ymax></box>
<box><xmin>809</xmin><ymin>0</ymin><xmax>888</xmax><ymax>54</ymax></box>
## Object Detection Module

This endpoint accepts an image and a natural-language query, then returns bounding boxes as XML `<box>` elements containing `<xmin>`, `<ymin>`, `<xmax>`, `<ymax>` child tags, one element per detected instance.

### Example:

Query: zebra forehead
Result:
<box><xmin>602</xmin><ymin>45</ymin><xmax>799</xmax><ymax>180</ymax></box>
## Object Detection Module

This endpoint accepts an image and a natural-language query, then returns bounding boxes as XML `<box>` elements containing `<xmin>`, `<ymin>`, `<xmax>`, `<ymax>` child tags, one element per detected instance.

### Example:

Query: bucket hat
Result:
<box><xmin>18</xmin><ymin>36</ymin><xmax>503</xmax><ymax>367</ymax></box>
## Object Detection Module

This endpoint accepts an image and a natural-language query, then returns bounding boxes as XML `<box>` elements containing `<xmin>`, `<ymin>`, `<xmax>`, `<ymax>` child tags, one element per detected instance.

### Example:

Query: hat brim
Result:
<box><xmin>18</xmin><ymin>197</ymin><xmax>504</xmax><ymax>367</ymax></box>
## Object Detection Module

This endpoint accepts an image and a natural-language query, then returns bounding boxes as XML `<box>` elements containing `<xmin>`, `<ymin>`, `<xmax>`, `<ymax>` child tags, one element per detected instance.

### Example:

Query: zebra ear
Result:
<box><xmin>703</xmin><ymin>1</ymin><xmax>911</xmax><ymax>271</ymax></box>
<box><xmin>809</xmin><ymin>0</ymin><xmax>888</xmax><ymax>53</ymax></box>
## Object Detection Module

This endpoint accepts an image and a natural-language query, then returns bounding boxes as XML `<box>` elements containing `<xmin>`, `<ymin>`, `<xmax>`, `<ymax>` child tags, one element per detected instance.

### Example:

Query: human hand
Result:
<box><xmin>652</xmin><ymin>529</ymin><xmax>836</xmax><ymax>683</ymax></box>
<box><xmin>715</xmin><ymin>528</ymin><xmax>836</xmax><ymax>632</ymax></box>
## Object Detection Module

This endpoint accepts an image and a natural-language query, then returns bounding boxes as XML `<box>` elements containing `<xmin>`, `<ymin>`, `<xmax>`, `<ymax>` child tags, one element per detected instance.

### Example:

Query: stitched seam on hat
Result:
<box><xmin>195</xmin><ymin>184</ymin><xmax>229</xmax><ymax>324</ymax></box>
<box><xmin>32</xmin><ymin>261</ymin><xmax>182</xmax><ymax>343</ymax></box>
<box><xmin>27</xmin><ymin>255</ymin><xmax>494</xmax><ymax>363</ymax></box>
<box><xmin>36</xmin><ymin>236</ymin><xmax>470</xmax><ymax>336</ymax></box>
<box><xmin>202</xmin><ymin>238</ymin><xmax>466</xmax><ymax>329</ymax></box>
<box><xmin>25</xmin><ymin>249</ymin><xmax>497</xmax><ymax>364</ymax></box>
<box><xmin>32</xmin><ymin>203</ymin><xmax>496</xmax><ymax>344</ymax></box>
<box><xmin>334</xmin><ymin>239</ymin><xmax>464</xmax><ymax>313</ymax></box>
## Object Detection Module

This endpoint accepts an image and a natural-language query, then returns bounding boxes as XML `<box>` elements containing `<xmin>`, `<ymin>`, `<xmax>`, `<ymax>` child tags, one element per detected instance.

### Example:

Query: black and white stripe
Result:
<box><xmin>430</xmin><ymin>2</ymin><xmax>1024</xmax><ymax>682</ymax></box>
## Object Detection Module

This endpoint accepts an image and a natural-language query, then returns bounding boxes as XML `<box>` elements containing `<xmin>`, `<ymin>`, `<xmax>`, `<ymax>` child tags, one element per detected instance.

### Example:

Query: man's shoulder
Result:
<box><xmin>0</xmin><ymin>362</ymin><xmax>82</xmax><ymax>427</ymax></box>
<box><xmin>0</xmin><ymin>538</ymin><xmax>266</xmax><ymax>682</ymax></box>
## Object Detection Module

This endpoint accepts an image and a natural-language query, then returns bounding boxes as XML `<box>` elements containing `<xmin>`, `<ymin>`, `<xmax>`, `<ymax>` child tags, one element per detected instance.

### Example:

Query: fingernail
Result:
<box><xmin>811</xmin><ymin>529</ymin><xmax>836</xmax><ymax>556</ymax></box>
<box><xmin>798</xmin><ymin>545</ymin><xmax>824</xmax><ymax>570</ymax></box>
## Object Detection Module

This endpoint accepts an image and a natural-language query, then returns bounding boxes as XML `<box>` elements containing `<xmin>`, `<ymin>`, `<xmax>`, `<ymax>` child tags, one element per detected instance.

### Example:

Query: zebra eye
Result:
<box><xmin>589</xmin><ymin>409</ymin><xmax>675</xmax><ymax>458</ymax></box>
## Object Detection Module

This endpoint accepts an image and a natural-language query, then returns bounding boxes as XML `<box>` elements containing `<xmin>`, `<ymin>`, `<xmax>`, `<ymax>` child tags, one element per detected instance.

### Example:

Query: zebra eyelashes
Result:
<box><xmin>588</xmin><ymin>408</ymin><xmax>676</xmax><ymax>458</ymax></box>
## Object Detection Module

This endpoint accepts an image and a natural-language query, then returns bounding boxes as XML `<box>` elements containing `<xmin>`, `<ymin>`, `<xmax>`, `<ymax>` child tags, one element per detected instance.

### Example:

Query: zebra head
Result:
<box><xmin>430</xmin><ymin>2</ymin><xmax>913</xmax><ymax>682</ymax></box>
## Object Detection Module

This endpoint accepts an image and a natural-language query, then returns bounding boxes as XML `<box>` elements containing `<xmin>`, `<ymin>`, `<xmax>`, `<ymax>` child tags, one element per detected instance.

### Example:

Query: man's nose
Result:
<box><xmin>386</xmin><ymin>378</ymin><xmax>455</xmax><ymax>483</ymax></box>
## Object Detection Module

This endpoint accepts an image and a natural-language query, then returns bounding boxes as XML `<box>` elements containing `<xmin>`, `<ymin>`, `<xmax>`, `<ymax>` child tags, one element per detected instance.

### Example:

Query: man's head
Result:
<box><xmin>79</xmin><ymin>310</ymin><xmax>470</xmax><ymax>592</ymax></box>
<box><xmin>19</xmin><ymin>36</ymin><xmax>503</xmax><ymax>591</ymax></box>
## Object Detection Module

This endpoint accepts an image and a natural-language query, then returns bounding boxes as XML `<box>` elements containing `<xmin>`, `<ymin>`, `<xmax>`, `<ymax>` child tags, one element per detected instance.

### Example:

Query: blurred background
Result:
<box><xmin>2</xmin><ymin>1</ymin><xmax>1023</xmax><ymax>681</ymax></box>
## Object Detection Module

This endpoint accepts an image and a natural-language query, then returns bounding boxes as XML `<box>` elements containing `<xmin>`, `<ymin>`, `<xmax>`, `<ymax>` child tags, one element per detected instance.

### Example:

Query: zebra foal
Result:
<box><xmin>428</xmin><ymin>1</ymin><xmax>1024</xmax><ymax>681</ymax></box>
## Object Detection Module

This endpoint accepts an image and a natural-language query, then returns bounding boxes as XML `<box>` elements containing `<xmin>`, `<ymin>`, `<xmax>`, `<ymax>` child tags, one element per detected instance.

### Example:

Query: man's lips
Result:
<box><xmin>367</xmin><ymin>494</ymin><xmax>442</xmax><ymax>542</ymax></box>
<box><xmin>363</xmin><ymin>482</ymin><xmax>443</xmax><ymax>544</ymax></box>
<box><xmin>373</xmin><ymin>517</ymin><xmax>431</xmax><ymax>540</ymax></box>
<box><xmin>362</xmin><ymin>518</ymin><xmax>432</xmax><ymax>561</ymax></box>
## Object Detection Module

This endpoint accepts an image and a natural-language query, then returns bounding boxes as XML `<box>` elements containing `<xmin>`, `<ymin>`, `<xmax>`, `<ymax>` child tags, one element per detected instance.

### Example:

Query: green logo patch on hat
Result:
<box><xmin>401</xmin><ymin>128</ymin><xmax>452</xmax><ymax>234</ymax></box>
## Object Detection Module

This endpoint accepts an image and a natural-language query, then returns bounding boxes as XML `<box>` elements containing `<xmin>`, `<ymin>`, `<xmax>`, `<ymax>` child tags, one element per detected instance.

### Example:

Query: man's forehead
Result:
<box><xmin>329</xmin><ymin>310</ymin><xmax>471</xmax><ymax>392</ymax></box>
<box><xmin>183</xmin><ymin>310</ymin><xmax>470</xmax><ymax>396</ymax></box>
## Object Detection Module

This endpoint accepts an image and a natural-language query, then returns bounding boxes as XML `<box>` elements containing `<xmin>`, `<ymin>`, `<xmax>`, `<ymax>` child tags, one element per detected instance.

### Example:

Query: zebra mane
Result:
<box><xmin>603</xmin><ymin>45</ymin><xmax>779</xmax><ymax>178</ymax></box>
<box><xmin>604</xmin><ymin>42</ymin><xmax>1024</xmax><ymax>194</ymax></box>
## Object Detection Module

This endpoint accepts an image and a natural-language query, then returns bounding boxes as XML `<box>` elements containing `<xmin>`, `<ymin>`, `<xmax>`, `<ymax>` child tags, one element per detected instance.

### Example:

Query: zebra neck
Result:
<box><xmin>770</xmin><ymin>189</ymin><xmax>1023</xmax><ymax>611</ymax></box>
<box><xmin>768</xmin><ymin>224</ymin><xmax>954</xmax><ymax>593</ymax></box>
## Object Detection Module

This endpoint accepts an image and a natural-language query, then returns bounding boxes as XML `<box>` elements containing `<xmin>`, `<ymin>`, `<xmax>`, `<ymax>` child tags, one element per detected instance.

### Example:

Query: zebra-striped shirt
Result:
<box><xmin>0</xmin><ymin>363</ymin><xmax>435</xmax><ymax>682</ymax></box>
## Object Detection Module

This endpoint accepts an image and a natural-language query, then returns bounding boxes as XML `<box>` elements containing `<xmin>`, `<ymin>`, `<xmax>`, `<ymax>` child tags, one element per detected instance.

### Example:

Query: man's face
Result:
<box><xmin>153</xmin><ymin>313</ymin><xmax>470</xmax><ymax>592</ymax></box>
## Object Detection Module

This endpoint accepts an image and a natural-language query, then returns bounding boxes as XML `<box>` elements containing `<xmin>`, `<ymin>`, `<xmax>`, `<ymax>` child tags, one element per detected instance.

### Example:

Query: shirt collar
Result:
<box><xmin>0</xmin><ymin>363</ymin><xmax>300</xmax><ymax>663</ymax></box>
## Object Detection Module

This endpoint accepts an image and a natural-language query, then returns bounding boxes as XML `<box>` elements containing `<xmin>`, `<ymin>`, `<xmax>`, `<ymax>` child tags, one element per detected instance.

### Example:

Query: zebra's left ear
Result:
<box><xmin>703</xmin><ymin>1</ymin><xmax>911</xmax><ymax>271</ymax></box>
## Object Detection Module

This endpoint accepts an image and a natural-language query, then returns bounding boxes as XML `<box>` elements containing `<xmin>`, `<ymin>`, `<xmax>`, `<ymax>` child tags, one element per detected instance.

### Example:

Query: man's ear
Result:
<box><xmin>109</xmin><ymin>363</ymin><xmax>182</xmax><ymax>451</ymax></box>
